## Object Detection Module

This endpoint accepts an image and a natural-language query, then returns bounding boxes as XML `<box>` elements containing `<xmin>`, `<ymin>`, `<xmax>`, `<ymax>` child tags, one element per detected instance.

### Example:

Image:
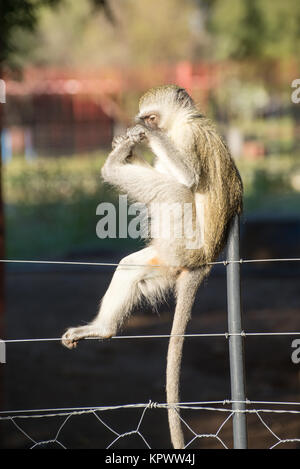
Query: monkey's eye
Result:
<box><xmin>144</xmin><ymin>114</ymin><xmax>159</xmax><ymax>128</ymax></box>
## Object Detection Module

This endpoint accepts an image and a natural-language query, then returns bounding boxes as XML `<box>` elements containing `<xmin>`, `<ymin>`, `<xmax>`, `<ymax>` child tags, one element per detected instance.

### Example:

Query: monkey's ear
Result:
<box><xmin>176</xmin><ymin>88</ymin><xmax>187</xmax><ymax>100</ymax></box>
<box><xmin>176</xmin><ymin>88</ymin><xmax>193</xmax><ymax>107</ymax></box>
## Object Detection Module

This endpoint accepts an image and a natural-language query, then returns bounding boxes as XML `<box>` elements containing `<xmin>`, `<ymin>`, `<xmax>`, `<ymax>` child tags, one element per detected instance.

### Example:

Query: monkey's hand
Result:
<box><xmin>126</xmin><ymin>124</ymin><xmax>147</xmax><ymax>145</ymax></box>
<box><xmin>111</xmin><ymin>125</ymin><xmax>146</xmax><ymax>151</ymax></box>
<box><xmin>112</xmin><ymin>134</ymin><xmax>128</xmax><ymax>150</ymax></box>
<box><xmin>103</xmin><ymin>125</ymin><xmax>147</xmax><ymax>180</ymax></box>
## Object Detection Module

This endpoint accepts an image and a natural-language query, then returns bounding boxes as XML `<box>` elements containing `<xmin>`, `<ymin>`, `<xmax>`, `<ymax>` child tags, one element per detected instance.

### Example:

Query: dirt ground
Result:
<box><xmin>1</xmin><ymin>251</ymin><xmax>300</xmax><ymax>449</ymax></box>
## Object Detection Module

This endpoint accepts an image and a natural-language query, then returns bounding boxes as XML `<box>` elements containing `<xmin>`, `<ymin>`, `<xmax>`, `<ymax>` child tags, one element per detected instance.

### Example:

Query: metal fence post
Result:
<box><xmin>226</xmin><ymin>215</ymin><xmax>248</xmax><ymax>449</ymax></box>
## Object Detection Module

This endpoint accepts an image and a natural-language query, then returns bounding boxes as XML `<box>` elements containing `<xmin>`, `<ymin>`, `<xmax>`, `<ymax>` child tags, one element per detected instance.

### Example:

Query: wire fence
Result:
<box><xmin>1</xmin><ymin>217</ymin><xmax>300</xmax><ymax>449</ymax></box>
<box><xmin>1</xmin><ymin>401</ymin><xmax>300</xmax><ymax>449</ymax></box>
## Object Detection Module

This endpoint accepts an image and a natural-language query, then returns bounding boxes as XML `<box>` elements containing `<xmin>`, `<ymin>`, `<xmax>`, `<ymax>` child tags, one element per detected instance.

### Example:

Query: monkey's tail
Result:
<box><xmin>166</xmin><ymin>266</ymin><xmax>211</xmax><ymax>449</ymax></box>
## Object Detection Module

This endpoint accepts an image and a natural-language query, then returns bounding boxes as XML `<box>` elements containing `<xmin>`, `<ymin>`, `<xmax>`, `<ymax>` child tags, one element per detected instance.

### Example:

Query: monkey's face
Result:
<box><xmin>137</xmin><ymin>86</ymin><xmax>196</xmax><ymax>135</ymax></box>
<box><xmin>136</xmin><ymin>100</ymin><xmax>180</xmax><ymax>132</ymax></box>
<box><xmin>136</xmin><ymin>111</ymin><xmax>160</xmax><ymax>130</ymax></box>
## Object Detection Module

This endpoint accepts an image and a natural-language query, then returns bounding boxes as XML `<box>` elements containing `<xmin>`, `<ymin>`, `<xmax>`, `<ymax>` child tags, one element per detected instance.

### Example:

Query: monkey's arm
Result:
<box><xmin>144</xmin><ymin>130</ymin><xmax>200</xmax><ymax>189</ymax></box>
<box><xmin>102</xmin><ymin>133</ymin><xmax>191</xmax><ymax>205</ymax></box>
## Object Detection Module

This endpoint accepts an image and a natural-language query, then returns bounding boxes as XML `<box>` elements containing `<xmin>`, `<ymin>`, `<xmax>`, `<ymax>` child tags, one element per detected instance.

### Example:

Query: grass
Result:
<box><xmin>3</xmin><ymin>151</ymin><xmax>300</xmax><ymax>259</ymax></box>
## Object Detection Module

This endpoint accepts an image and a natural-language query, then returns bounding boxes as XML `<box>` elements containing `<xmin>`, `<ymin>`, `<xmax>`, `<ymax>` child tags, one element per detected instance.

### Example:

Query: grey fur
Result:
<box><xmin>62</xmin><ymin>85</ymin><xmax>243</xmax><ymax>449</ymax></box>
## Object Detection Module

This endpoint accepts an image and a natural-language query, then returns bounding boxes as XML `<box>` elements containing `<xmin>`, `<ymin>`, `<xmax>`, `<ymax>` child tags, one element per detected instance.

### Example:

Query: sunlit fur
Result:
<box><xmin>139</xmin><ymin>85</ymin><xmax>243</xmax><ymax>268</ymax></box>
<box><xmin>136</xmin><ymin>86</ymin><xmax>243</xmax><ymax>448</ymax></box>
<box><xmin>62</xmin><ymin>85</ymin><xmax>243</xmax><ymax>449</ymax></box>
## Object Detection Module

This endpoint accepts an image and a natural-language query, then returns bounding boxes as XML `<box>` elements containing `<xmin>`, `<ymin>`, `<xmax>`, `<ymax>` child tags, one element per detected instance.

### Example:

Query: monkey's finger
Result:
<box><xmin>127</xmin><ymin>125</ymin><xmax>146</xmax><ymax>136</ymax></box>
<box><xmin>127</xmin><ymin>129</ymin><xmax>147</xmax><ymax>145</ymax></box>
<box><xmin>112</xmin><ymin>135</ymin><xmax>128</xmax><ymax>150</ymax></box>
<box><xmin>130</xmin><ymin>134</ymin><xmax>146</xmax><ymax>145</ymax></box>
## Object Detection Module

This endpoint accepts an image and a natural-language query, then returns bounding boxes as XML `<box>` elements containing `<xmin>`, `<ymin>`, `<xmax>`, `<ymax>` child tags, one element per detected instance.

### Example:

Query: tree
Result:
<box><xmin>0</xmin><ymin>1</ymin><xmax>61</xmax><ymax>64</ymax></box>
<box><xmin>205</xmin><ymin>0</ymin><xmax>300</xmax><ymax>60</ymax></box>
<box><xmin>6</xmin><ymin>0</ymin><xmax>200</xmax><ymax>68</ymax></box>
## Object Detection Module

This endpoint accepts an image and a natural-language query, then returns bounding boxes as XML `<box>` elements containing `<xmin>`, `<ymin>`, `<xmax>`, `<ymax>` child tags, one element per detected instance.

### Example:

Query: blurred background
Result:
<box><xmin>0</xmin><ymin>0</ymin><xmax>300</xmax><ymax>449</ymax></box>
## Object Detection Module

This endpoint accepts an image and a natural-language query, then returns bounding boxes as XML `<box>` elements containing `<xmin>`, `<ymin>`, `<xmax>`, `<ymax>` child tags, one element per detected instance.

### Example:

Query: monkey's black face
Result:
<box><xmin>137</xmin><ymin>112</ymin><xmax>160</xmax><ymax>130</ymax></box>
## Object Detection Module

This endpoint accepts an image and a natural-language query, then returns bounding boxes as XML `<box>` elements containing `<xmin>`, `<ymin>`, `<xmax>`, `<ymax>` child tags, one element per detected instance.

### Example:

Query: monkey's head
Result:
<box><xmin>136</xmin><ymin>85</ymin><xmax>196</xmax><ymax>132</ymax></box>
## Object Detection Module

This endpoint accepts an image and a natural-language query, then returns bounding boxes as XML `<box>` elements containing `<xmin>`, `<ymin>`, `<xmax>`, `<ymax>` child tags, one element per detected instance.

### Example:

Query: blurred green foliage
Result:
<box><xmin>7</xmin><ymin>0</ymin><xmax>198</xmax><ymax>68</ymax></box>
<box><xmin>3</xmin><ymin>150</ymin><xmax>300</xmax><ymax>258</ymax></box>
<box><xmin>4</xmin><ymin>153</ymin><xmax>106</xmax><ymax>205</ymax></box>
<box><xmin>206</xmin><ymin>0</ymin><xmax>300</xmax><ymax>60</ymax></box>
<box><xmin>238</xmin><ymin>155</ymin><xmax>300</xmax><ymax>213</ymax></box>
<box><xmin>3</xmin><ymin>153</ymin><xmax>120</xmax><ymax>258</ymax></box>
<box><xmin>5</xmin><ymin>0</ymin><xmax>300</xmax><ymax>68</ymax></box>
<box><xmin>0</xmin><ymin>0</ymin><xmax>112</xmax><ymax>66</ymax></box>
<box><xmin>0</xmin><ymin>0</ymin><xmax>61</xmax><ymax>64</ymax></box>
<box><xmin>2</xmin><ymin>0</ymin><xmax>300</xmax><ymax>259</ymax></box>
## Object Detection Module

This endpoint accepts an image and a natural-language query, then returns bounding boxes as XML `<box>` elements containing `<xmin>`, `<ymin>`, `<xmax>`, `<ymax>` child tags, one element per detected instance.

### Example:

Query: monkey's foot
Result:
<box><xmin>61</xmin><ymin>325</ymin><xmax>115</xmax><ymax>349</ymax></box>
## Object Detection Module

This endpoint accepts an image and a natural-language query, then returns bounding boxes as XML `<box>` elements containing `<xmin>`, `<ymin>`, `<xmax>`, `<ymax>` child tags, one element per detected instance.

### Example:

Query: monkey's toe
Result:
<box><xmin>62</xmin><ymin>339</ymin><xmax>78</xmax><ymax>350</ymax></box>
<box><xmin>61</xmin><ymin>329</ymin><xmax>80</xmax><ymax>349</ymax></box>
<box><xmin>61</xmin><ymin>326</ymin><xmax>89</xmax><ymax>349</ymax></box>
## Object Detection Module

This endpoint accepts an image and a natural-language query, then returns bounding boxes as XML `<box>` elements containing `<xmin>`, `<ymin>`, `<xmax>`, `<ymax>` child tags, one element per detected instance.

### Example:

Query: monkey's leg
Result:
<box><xmin>62</xmin><ymin>247</ymin><xmax>174</xmax><ymax>349</ymax></box>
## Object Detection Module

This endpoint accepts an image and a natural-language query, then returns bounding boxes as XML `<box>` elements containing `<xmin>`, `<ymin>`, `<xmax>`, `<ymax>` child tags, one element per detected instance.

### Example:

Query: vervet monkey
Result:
<box><xmin>62</xmin><ymin>85</ymin><xmax>243</xmax><ymax>449</ymax></box>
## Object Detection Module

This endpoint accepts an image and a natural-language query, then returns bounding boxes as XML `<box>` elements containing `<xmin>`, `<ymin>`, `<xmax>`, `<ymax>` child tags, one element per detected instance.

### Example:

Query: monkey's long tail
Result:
<box><xmin>166</xmin><ymin>266</ymin><xmax>211</xmax><ymax>449</ymax></box>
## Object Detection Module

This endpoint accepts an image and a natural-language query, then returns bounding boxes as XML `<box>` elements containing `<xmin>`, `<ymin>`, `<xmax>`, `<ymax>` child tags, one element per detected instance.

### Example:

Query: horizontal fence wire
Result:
<box><xmin>1</xmin><ymin>254</ymin><xmax>300</xmax><ymax>448</ymax></box>
<box><xmin>2</xmin><ymin>255</ymin><xmax>299</xmax><ymax>344</ymax></box>
<box><xmin>1</xmin><ymin>255</ymin><xmax>299</xmax><ymax>345</ymax></box>
<box><xmin>0</xmin><ymin>257</ymin><xmax>300</xmax><ymax>268</ymax></box>
<box><xmin>2</xmin><ymin>331</ymin><xmax>300</xmax><ymax>344</ymax></box>
<box><xmin>1</xmin><ymin>400</ymin><xmax>300</xmax><ymax>449</ymax></box>
<box><xmin>2</xmin><ymin>400</ymin><xmax>300</xmax><ymax>418</ymax></box>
